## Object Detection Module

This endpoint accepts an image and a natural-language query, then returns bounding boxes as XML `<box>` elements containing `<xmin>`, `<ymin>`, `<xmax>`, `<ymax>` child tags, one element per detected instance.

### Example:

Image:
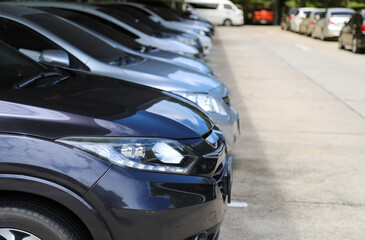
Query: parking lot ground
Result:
<box><xmin>207</xmin><ymin>26</ymin><xmax>365</xmax><ymax>239</ymax></box>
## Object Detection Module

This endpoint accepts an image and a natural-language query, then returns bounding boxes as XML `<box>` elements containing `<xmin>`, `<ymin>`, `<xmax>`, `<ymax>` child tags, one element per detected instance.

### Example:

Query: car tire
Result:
<box><xmin>0</xmin><ymin>201</ymin><xmax>85</xmax><ymax>240</ymax></box>
<box><xmin>223</xmin><ymin>19</ymin><xmax>233</xmax><ymax>26</ymax></box>
<box><xmin>352</xmin><ymin>38</ymin><xmax>361</xmax><ymax>53</ymax></box>
<box><xmin>320</xmin><ymin>31</ymin><xmax>325</xmax><ymax>41</ymax></box>
<box><xmin>338</xmin><ymin>37</ymin><xmax>345</xmax><ymax>49</ymax></box>
<box><xmin>311</xmin><ymin>30</ymin><xmax>316</xmax><ymax>38</ymax></box>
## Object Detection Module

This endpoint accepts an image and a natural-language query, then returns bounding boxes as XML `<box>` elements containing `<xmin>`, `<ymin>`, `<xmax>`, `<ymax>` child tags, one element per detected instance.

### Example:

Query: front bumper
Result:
<box><xmin>199</xmin><ymin>35</ymin><xmax>213</xmax><ymax>55</ymax></box>
<box><xmin>84</xmin><ymin>156</ymin><xmax>232</xmax><ymax>240</ymax></box>
<box><xmin>211</xmin><ymin>109</ymin><xmax>240</xmax><ymax>152</ymax></box>
<box><xmin>325</xmin><ymin>28</ymin><xmax>341</xmax><ymax>38</ymax></box>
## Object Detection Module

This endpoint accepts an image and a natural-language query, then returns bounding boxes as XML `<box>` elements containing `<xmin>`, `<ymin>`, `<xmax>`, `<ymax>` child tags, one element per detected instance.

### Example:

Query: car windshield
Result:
<box><xmin>97</xmin><ymin>7</ymin><xmax>156</xmax><ymax>36</ymax></box>
<box><xmin>146</xmin><ymin>6</ymin><xmax>180</xmax><ymax>21</ymax></box>
<box><xmin>255</xmin><ymin>7</ymin><xmax>272</xmax><ymax>11</ymax></box>
<box><xmin>314</xmin><ymin>11</ymin><xmax>324</xmax><ymax>16</ymax></box>
<box><xmin>331</xmin><ymin>12</ymin><xmax>354</xmax><ymax>16</ymax></box>
<box><xmin>104</xmin><ymin>5</ymin><xmax>164</xmax><ymax>30</ymax></box>
<box><xmin>39</xmin><ymin>8</ymin><xmax>143</xmax><ymax>51</ymax></box>
<box><xmin>0</xmin><ymin>41</ymin><xmax>44</xmax><ymax>89</ymax></box>
<box><xmin>290</xmin><ymin>9</ymin><xmax>298</xmax><ymax>15</ymax></box>
<box><xmin>24</xmin><ymin>13</ymin><xmax>125</xmax><ymax>64</ymax></box>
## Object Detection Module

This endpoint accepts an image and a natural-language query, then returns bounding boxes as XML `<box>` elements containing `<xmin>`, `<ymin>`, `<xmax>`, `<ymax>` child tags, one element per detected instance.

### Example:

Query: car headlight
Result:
<box><xmin>193</xmin><ymin>29</ymin><xmax>206</xmax><ymax>36</ymax></box>
<box><xmin>176</xmin><ymin>35</ymin><xmax>198</xmax><ymax>46</ymax></box>
<box><xmin>56</xmin><ymin>137</ymin><xmax>197</xmax><ymax>174</ymax></box>
<box><xmin>174</xmin><ymin>92</ymin><xmax>228</xmax><ymax>116</ymax></box>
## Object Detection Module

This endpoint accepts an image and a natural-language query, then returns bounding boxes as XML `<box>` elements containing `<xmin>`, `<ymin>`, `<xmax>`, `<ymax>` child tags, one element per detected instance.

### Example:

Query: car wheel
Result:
<box><xmin>0</xmin><ymin>201</ymin><xmax>84</xmax><ymax>240</ymax></box>
<box><xmin>320</xmin><ymin>31</ymin><xmax>325</xmax><ymax>41</ymax></box>
<box><xmin>352</xmin><ymin>38</ymin><xmax>361</xmax><ymax>53</ymax></box>
<box><xmin>338</xmin><ymin>37</ymin><xmax>344</xmax><ymax>49</ymax></box>
<box><xmin>223</xmin><ymin>19</ymin><xmax>233</xmax><ymax>26</ymax></box>
<box><xmin>311</xmin><ymin>30</ymin><xmax>316</xmax><ymax>38</ymax></box>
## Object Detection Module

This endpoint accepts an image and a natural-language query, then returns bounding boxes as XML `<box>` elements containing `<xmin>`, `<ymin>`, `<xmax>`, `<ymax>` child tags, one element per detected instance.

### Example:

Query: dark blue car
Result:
<box><xmin>0</xmin><ymin>42</ymin><xmax>231</xmax><ymax>240</ymax></box>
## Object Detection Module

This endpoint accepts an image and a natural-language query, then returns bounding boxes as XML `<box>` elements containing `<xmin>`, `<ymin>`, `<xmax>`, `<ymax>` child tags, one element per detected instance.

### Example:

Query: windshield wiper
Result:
<box><xmin>12</xmin><ymin>71</ymin><xmax>67</xmax><ymax>89</ymax></box>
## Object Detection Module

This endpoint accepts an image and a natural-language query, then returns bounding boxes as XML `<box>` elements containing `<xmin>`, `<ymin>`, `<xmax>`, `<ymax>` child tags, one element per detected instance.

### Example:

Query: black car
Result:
<box><xmin>0</xmin><ymin>41</ymin><xmax>232</xmax><ymax>240</ymax></box>
<box><xmin>92</xmin><ymin>3</ymin><xmax>205</xmax><ymax>54</ymax></box>
<box><xmin>339</xmin><ymin>9</ymin><xmax>365</xmax><ymax>53</ymax></box>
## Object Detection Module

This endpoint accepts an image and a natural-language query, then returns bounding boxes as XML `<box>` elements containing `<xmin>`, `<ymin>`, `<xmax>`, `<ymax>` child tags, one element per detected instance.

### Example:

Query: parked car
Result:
<box><xmin>136</xmin><ymin>0</ymin><xmax>214</xmax><ymax>31</ymax></box>
<box><xmin>299</xmin><ymin>8</ymin><xmax>325</xmax><ymax>35</ymax></box>
<box><xmin>312</xmin><ymin>8</ymin><xmax>355</xmax><ymax>40</ymax></box>
<box><xmin>252</xmin><ymin>6</ymin><xmax>274</xmax><ymax>25</ymax></box>
<box><xmin>12</xmin><ymin>4</ymin><xmax>202</xmax><ymax>58</ymax></box>
<box><xmin>88</xmin><ymin>2</ymin><xmax>214</xmax><ymax>55</ymax></box>
<box><xmin>339</xmin><ymin>9</ymin><xmax>365</xmax><ymax>53</ymax></box>
<box><xmin>281</xmin><ymin>8</ymin><xmax>298</xmax><ymax>31</ymax></box>
<box><xmin>185</xmin><ymin>0</ymin><xmax>244</xmax><ymax>26</ymax></box>
<box><xmin>176</xmin><ymin>2</ymin><xmax>215</xmax><ymax>32</ymax></box>
<box><xmin>94</xmin><ymin>3</ymin><xmax>205</xmax><ymax>53</ymax></box>
<box><xmin>290</xmin><ymin>7</ymin><xmax>316</xmax><ymax>32</ymax></box>
<box><xmin>38</xmin><ymin>7</ymin><xmax>215</xmax><ymax>76</ymax></box>
<box><xmin>0</xmin><ymin>40</ymin><xmax>231</xmax><ymax>240</ymax></box>
<box><xmin>0</xmin><ymin>4</ymin><xmax>240</xmax><ymax>149</ymax></box>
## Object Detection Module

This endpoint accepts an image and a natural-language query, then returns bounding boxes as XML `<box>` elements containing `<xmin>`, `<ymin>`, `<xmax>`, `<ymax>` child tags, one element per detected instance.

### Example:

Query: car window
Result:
<box><xmin>190</xmin><ymin>3</ymin><xmax>218</xmax><ymax>9</ymax></box>
<box><xmin>39</xmin><ymin>8</ymin><xmax>142</xmax><ymax>51</ymax></box>
<box><xmin>97</xmin><ymin>7</ymin><xmax>156</xmax><ymax>36</ymax></box>
<box><xmin>146</xmin><ymin>6</ymin><xmax>180</xmax><ymax>21</ymax></box>
<box><xmin>0</xmin><ymin>17</ymin><xmax>88</xmax><ymax>70</ymax></box>
<box><xmin>330</xmin><ymin>11</ymin><xmax>354</xmax><ymax>17</ymax></box>
<box><xmin>314</xmin><ymin>11</ymin><xmax>324</xmax><ymax>16</ymax></box>
<box><xmin>289</xmin><ymin>9</ymin><xmax>298</xmax><ymax>15</ymax></box>
<box><xmin>24</xmin><ymin>13</ymin><xmax>125</xmax><ymax>64</ymax></box>
<box><xmin>0</xmin><ymin>41</ymin><xmax>45</xmax><ymax>89</ymax></box>
<box><xmin>224</xmin><ymin>4</ymin><xmax>233</xmax><ymax>10</ymax></box>
<box><xmin>346</xmin><ymin>15</ymin><xmax>355</xmax><ymax>25</ymax></box>
<box><xmin>0</xmin><ymin>18</ymin><xmax>58</xmax><ymax>53</ymax></box>
<box><xmin>319</xmin><ymin>12</ymin><xmax>326</xmax><ymax>18</ymax></box>
<box><xmin>355</xmin><ymin>14</ymin><xmax>363</xmax><ymax>26</ymax></box>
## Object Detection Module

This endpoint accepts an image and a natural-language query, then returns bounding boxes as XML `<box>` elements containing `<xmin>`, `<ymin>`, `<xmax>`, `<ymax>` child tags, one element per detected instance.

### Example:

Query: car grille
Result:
<box><xmin>222</xmin><ymin>95</ymin><xmax>230</xmax><ymax>107</ymax></box>
<box><xmin>213</xmin><ymin>156</ymin><xmax>226</xmax><ymax>201</ymax></box>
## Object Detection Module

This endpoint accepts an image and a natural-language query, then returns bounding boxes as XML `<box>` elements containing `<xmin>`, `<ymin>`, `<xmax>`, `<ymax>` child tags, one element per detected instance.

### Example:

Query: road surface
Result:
<box><xmin>207</xmin><ymin>26</ymin><xmax>365</xmax><ymax>240</ymax></box>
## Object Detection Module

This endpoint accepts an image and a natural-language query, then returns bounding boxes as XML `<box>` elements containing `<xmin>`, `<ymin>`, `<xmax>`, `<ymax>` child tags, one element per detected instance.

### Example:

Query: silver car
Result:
<box><xmin>0</xmin><ymin>5</ymin><xmax>240</xmax><ymax>149</ymax></box>
<box><xmin>299</xmin><ymin>9</ymin><xmax>325</xmax><ymax>36</ymax></box>
<box><xmin>312</xmin><ymin>8</ymin><xmax>355</xmax><ymax>40</ymax></box>
<box><xmin>38</xmin><ymin>6</ymin><xmax>215</xmax><ymax>77</ymax></box>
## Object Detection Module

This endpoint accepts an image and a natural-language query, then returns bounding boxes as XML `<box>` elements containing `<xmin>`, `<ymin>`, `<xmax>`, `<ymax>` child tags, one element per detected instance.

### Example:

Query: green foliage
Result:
<box><xmin>283</xmin><ymin>0</ymin><xmax>365</xmax><ymax>7</ymax></box>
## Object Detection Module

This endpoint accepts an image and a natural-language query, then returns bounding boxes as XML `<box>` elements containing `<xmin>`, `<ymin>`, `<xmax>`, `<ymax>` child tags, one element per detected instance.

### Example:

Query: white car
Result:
<box><xmin>15</xmin><ymin>2</ymin><xmax>202</xmax><ymax>58</ymax></box>
<box><xmin>185</xmin><ymin>0</ymin><xmax>244</xmax><ymax>26</ymax></box>
<box><xmin>290</xmin><ymin>7</ymin><xmax>316</xmax><ymax>32</ymax></box>
<box><xmin>120</xmin><ymin>2</ymin><xmax>213</xmax><ymax>55</ymax></box>
<box><xmin>312</xmin><ymin>8</ymin><xmax>355</xmax><ymax>40</ymax></box>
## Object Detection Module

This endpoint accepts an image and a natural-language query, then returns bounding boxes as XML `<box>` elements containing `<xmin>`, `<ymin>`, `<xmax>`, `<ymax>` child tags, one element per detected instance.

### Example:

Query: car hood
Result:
<box><xmin>121</xmin><ymin>57</ymin><xmax>221</xmax><ymax>92</ymax></box>
<box><xmin>144</xmin><ymin>49</ymin><xmax>214</xmax><ymax>76</ymax></box>
<box><xmin>0</xmin><ymin>71</ymin><xmax>214</xmax><ymax>140</ymax></box>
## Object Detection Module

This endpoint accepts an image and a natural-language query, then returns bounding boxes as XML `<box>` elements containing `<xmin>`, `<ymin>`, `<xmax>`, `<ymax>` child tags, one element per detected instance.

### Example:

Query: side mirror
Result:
<box><xmin>40</xmin><ymin>49</ymin><xmax>70</xmax><ymax>67</ymax></box>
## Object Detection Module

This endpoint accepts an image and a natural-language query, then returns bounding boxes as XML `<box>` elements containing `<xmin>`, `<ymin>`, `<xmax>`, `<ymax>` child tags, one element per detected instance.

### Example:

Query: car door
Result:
<box><xmin>341</xmin><ymin>15</ymin><xmax>355</xmax><ymax>45</ymax></box>
<box><xmin>223</xmin><ymin>3</ymin><xmax>234</xmax><ymax>23</ymax></box>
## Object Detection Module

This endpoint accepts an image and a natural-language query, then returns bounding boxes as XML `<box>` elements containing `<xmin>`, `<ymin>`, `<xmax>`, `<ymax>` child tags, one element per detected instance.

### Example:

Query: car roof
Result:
<box><xmin>328</xmin><ymin>8</ymin><xmax>355</xmax><ymax>12</ymax></box>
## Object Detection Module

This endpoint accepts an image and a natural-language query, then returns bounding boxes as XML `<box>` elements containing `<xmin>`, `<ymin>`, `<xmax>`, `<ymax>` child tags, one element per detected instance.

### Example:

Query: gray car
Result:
<box><xmin>299</xmin><ymin>9</ymin><xmax>325</xmax><ymax>36</ymax></box>
<box><xmin>312</xmin><ymin>8</ymin><xmax>355</xmax><ymax>40</ymax></box>
<box><xmin>0</xmin><ymin>5</ymin><xmax>239</xmax><ymax>149</ymax></box>
<box><xmin>36</xmin><ymin>6</ymin><xmax>215</xmax><ymax>77</ymax></box>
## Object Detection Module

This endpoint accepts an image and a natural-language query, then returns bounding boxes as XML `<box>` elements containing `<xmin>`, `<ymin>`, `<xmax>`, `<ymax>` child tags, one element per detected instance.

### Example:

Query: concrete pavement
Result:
<box><xmin>207</xmin><ymin>26</ymin><xmax>365</xmax><ymax>240</ymax></box>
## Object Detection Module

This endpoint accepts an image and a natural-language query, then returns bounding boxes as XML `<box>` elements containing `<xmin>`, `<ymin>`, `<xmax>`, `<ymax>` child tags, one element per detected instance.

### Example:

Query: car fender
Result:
<box><xmin>0</xmin><ymin>174</ymin><xmax>113</xmax><ymax>240</ymax></box>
